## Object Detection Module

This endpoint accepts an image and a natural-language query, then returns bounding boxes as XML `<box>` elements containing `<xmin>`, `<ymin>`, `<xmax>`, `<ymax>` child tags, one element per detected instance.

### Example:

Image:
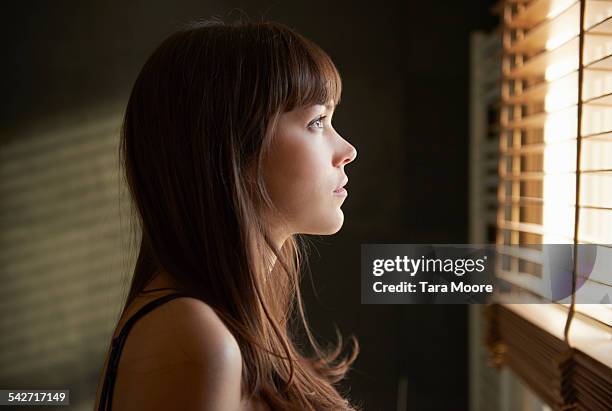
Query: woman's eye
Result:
<box><xmin>309</xmin><ymin>115</ymin><xmax>326</xmax><ymax>129</ymax></box>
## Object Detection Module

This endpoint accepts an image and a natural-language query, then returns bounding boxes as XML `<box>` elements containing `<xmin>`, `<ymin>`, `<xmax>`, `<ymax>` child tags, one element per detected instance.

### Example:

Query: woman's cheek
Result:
<box><xmin>264</xmin><ymin>142</ymin><xmax>310</xmax><ymax>208</ymax></box>
<box><xmin>284</xmin><ymin>157</ymin><xmax>329</xmax><ymax>223</ymax></box>
<box><xmin>265</xmin><ymin>123</ymin><xmax>330</xmax><ymax>212</ymax></box>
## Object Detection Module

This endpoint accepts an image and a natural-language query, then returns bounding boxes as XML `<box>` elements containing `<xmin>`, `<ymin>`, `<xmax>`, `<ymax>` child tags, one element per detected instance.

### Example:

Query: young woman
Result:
<box><xmin>95</xmin><ymin>19</ymin><xmax>360</xmax><ymax>411</ymax></box>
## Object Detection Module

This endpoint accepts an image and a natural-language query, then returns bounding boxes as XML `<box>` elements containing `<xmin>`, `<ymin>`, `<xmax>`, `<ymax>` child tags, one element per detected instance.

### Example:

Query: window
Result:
<box><xmin>483</xmin><ymin>0</ymin><xmax>612</xmax><ymax>409</ymax></box>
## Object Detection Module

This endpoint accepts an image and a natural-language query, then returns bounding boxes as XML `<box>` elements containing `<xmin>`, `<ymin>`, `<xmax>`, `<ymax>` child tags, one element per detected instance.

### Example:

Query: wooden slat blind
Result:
<box><xmin>488</xmin><ymin>1</ymin><xmax>612</xmax><ymax>410</ymax></box>
<box><xmin>497</xmin><ymin>0</ymin><xmax>612</xmax><ymax>316</ymax></box>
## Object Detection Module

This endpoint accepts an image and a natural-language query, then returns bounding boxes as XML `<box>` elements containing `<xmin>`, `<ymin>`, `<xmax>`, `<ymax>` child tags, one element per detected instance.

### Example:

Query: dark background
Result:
<box><xmin>3</xmin><ymin>1</ymin><xmax>497</xmax><ymax>410</ymax></box>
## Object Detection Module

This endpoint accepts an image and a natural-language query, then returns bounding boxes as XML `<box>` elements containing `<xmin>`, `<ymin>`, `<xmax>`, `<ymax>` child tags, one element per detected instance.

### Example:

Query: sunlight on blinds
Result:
<box><xmin>498</xmin><ymin>0</ymin><xmax>612</xmax><ymax>325</ymax></box>
<box><xmin>492</xmin><ymin>1</ymin><xmax>612</xmax><ymax>409</ymax></box>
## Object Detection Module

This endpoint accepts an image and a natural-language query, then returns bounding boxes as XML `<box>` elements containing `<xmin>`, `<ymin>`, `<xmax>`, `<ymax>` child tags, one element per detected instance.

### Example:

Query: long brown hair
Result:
<box><xmin>119</xmin><ymin>18</ymin><xmax>360</xmax><ymax>410</ymax></box>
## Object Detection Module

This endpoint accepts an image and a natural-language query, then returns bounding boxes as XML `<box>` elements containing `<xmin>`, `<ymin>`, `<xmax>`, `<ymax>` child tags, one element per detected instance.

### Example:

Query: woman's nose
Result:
<box><xmin>335</xmin><ymin>137</ymin><xmax>357</xmax><ymax>167</ymax></box>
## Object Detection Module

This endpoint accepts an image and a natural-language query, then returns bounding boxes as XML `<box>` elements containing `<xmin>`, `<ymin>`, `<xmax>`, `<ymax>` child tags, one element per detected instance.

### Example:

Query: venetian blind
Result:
<box><xmin>496</xmin><ymin>0</ymin><xmax>612</xmax><ymax>319</ymax></box>
<box><xmin>487</xmin><ymin>1</ymin><xmax>612</xmax><ymax>410</ymax></box>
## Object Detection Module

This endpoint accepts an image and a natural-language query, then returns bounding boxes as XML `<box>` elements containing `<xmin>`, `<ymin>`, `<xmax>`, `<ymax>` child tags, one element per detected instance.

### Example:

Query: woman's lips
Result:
<box><xmin>333</xmin><ymin>177</ymin><xmax>348</xmax><ymax>196</ymax></box>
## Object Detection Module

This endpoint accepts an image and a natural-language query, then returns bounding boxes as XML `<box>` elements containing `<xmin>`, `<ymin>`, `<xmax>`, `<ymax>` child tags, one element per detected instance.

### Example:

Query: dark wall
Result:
<box><xmin>3</xmin><ymin>1</ymin><xmax>497</xmax><ymax>410</ymax></box>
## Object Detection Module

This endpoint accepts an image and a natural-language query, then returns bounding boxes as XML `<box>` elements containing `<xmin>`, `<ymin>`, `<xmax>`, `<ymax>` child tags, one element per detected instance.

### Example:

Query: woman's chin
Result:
<box><xmin>292</xmin><ymin>208</ymin><xmax>346</xmax><ymax>236</ymax></box>
<box><xmin>315</xmin><ymin>209</ymin><xmax>345</xmax><ymax>235</ymax></box>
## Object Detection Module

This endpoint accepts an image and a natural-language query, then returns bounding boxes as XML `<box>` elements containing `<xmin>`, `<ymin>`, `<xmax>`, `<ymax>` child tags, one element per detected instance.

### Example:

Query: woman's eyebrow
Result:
<box><xmin>302</xmin><ymin>103</ymin><xmax>334</xmax><ymax>117</ymax></box>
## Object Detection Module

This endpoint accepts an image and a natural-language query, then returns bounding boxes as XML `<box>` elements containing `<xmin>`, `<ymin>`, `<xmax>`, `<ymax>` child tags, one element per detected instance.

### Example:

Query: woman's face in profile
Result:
<box><xmin>263</xmin><ymin>103</ymin><xmax>357</xmax><ymax>239</ymax></box>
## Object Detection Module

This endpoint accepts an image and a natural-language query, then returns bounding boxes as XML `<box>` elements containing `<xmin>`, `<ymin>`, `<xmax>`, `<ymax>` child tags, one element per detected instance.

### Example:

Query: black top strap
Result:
<box><xmin>97</xmin><ymin>292</ymin><xmax>189</xmax><ymax>411</ymax></box>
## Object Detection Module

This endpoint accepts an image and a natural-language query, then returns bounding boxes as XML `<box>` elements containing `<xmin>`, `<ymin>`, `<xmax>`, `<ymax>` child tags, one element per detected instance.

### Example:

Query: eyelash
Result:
<box><xmin>308</xmin><ymin>115</ymin><xmax>327</xmax><ymax>129</ymax></box>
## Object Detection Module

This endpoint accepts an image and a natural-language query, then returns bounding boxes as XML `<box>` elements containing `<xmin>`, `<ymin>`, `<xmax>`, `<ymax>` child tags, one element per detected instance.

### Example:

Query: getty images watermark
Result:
<box><xmin>360</xmin><ymin>244</ymin><xmax>611</xmax><ymax>304</ymax></box>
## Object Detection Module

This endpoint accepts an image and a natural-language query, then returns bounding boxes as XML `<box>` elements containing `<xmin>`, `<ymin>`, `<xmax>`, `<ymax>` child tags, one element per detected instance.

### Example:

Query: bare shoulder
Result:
<box><xmin>113</xmin><ymin>296</ymin><xmax>244</xmax><ymax>411</ymax></box>
<box><xmin>157</xmin><ymin>296</ymin><xmax>242</xmax><ymax>367</ymax></box>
